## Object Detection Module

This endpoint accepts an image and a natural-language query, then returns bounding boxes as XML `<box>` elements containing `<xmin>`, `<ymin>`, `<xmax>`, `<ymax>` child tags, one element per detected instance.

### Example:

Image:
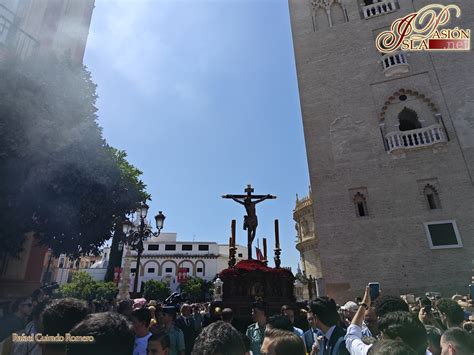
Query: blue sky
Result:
<box><xmin>84</xmin><ymin>0</ymin><xmax>309</xmax><ymax>269</ymax></box>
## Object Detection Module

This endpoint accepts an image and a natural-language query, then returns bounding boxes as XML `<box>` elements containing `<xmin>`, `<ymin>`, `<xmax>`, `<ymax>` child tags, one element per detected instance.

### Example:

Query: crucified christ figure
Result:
<box><xmin>222</xmin><ymin>185</ymin><xmax>276</xmax><ymax>259</ymax></box>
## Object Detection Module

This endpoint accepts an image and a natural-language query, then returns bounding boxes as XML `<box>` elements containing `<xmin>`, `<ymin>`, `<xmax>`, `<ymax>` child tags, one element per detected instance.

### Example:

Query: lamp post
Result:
<box><xmin>122</xmin><ymin>202</ymin><xmax>165</xmax><ymax>295</ymax></box>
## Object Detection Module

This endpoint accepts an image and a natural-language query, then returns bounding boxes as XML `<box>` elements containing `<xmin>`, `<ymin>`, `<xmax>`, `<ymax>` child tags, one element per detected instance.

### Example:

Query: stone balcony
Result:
<box><xmin>361</xmin><ymin>0</ymin><xmax>397</xmax><ymax>19</ymax></box>
<box><xmin>382</xmin><ymin>51</ymin><xmax>409</xmax><ymax>77</ymax></box>
<box><xmin>385</xmin><ymin>124</ymin><xmax>447</xmax><ymax>153</ymax></box>
<box><xmin>294</xmin><ymin>194</ymin><xmax>312</xmax><ymax>213</ymax></box>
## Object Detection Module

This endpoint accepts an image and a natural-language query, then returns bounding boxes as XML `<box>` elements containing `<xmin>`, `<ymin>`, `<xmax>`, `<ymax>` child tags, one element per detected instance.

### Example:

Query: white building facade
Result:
<box><xmin>124</xmin><ymin>233</ymin><xmax>246</xmax><ymax>293</ymax></box>
<box><xmin>217</xmin><ymin>244</ymin><xmax>248</xmax><ymax>272</ymax></box>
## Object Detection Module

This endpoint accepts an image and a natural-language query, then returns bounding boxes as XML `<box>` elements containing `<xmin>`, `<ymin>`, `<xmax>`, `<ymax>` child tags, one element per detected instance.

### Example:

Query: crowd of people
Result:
<box><xmin>0</xmin><ymin>286</ymin><xmax>473</xmax><ymax>355</ymax></box>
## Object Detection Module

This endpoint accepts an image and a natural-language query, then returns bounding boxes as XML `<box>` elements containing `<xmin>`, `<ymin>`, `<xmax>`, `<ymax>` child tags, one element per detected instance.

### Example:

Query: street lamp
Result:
<box><xmin>155</xmin><ymin>211</ymin><xmax>165</xmax><ymax>230</ymax></box>
<box><xmin>122</xmin><ymin>202</ymin><xmax>165</xmax><ymax>295</ymax></box>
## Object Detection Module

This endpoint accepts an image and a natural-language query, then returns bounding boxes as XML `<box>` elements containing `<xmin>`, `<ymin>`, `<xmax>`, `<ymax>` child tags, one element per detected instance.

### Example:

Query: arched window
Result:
<box><xmin>301</xmin><ymin>220</ymin><xmax>309</xmax><ymax>237</ymax></box>
<box><xmin>312</xmin><ymin>6</ymin><xmax>330</xmax><ymax>30</ymax></box>
<box><xmin>424</xmin><ymin>185</ymin><xmax>441</xmax><ymax>210</ymax></box>
<box><xmin>398</xmin><ymin>107</ymin><xmax>421</xmax><ymax>131</ymax></box>
<box><xmin>330</xmin><ymin>2</ymin><xmax>346</xmax><ymax>26</ymax></box>
<box><xmin>354</xmin><ymin>193</ymin><xmax>368</xmax><ymax>217</ymax></box>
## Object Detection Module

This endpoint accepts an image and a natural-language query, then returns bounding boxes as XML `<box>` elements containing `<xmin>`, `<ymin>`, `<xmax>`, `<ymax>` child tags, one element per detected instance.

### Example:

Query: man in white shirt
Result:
<box><xmin>345</xmin><ymin>287</ymin><xmax>428</xmax><ymax>355</ymax></box>
<box><xmin>132</xmin><ymin>308</ymin><xmax>153</xmax><ymax>355</ymax></box>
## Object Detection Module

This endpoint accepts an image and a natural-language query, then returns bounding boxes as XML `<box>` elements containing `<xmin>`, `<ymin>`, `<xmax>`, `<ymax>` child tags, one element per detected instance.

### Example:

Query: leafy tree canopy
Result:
<box><xmin>180</xmin><ymin>277</ymin><xmax>213</xmax><ymax>302</ymax></box>
<box><xmin>56</xmin><ymin>271</ymin><xmax>118</xmax><ymax>301</ymax></box>
<box><xmin>143</xmin><ymin>279</ymin><xmax>171</xmax><ymax>301</ymax></box>
<box><xmin>0</xmin><ymin>55</ymin><xmax>149</xmax><ymax>258</ymax></box>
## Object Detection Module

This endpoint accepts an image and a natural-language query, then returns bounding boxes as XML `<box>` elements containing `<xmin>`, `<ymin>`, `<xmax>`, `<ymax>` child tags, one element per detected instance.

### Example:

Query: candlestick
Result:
<box><xmin>231</xmin><ymin>219</ymin><xmax>236</xmax><ymax>247</ymax></box>
<box><xmin>274</xmin><ymin>247</ymin><xmax>281</xmax><ymax>269</ymax></box>
<box><xmin>274</xmin><ymin>219</ymin><xmax>280</xmax><ymax>248</ymax></box>
<box><xmin>228</xmin><ymin>221</ymin><xmax>237</xmax><ymax>268</ymax></box>
<box><xmin>263</xmin><ymin>238</ymin><xmax>267</xmax><ymax>260</ymax></box>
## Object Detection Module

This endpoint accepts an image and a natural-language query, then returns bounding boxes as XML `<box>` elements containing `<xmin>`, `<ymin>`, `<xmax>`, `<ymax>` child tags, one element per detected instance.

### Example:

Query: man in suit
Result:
<box><xmin>303</xmin><ymin>309</ymin><xmax>324</xmax><ymax>354</ymax></box>
<box><xmin>308</xmin><ymin>297</ymin><xmax>349</xmax><ymax>355</ymax></box>
<box><xmin>191</xmin><ymin>304</ymin><xmax>203</xmax><ymax>333</ymax></box>
<box><xmin>175</xmin><ymin>304</ymin><xmax>197</xmax><ymax>355</ymax></box>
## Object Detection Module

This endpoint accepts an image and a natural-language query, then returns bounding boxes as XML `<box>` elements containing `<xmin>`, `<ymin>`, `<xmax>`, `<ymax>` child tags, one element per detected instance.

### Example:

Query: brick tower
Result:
<box><xmin>289</xmin><ymin>0</ymin><xmax>474</xmax><ymax>301</ymax></box>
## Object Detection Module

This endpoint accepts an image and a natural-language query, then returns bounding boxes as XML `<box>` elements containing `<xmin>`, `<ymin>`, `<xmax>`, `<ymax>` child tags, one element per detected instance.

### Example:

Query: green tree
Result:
<box><xmin>0</xmin><ymin>55</ymin><xmax>147</xmax><ymax>259</ymax></box>
<box><xmin>56</xmin><ymin>271</ymin><xmax>96</xmax><ymax>299</ymax></box>
<box><xmin>143</xmin><ymin>280</ymin><xmax>170</xmax><ymax>301</ymax></box>
<box><xmin>180</xmin><ymin>277</ymin><xmax>213</xmax><ymax>302</ymax></box>
<box><xmin>95</xmin><ymin>281</ymin><xmax>119</xmax><ymax>301</ymax></box>
<box><xmin>104</xmin><ymin>148</ymin><xmax>150</xmax><ymax>282</ymax></box>
<box><xmin>57</xmin><ymin>271</ymin><xmax>118</xmax><ymax>301</ymax></box>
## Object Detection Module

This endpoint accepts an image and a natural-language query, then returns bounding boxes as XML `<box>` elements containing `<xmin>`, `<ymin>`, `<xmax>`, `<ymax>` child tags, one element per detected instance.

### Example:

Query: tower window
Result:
<box><xmin>398</xmin><ymin>107</ymin><xmax>421</xmax><ymax>131</ymax></box>
<box><xmin>354</xmin><ymin>193</ymin><xmax>368</xmax><ymax>217</ymax></box>
<box><xmin>424</xmin><ymin>220</ymin><xmax>462</xmax><ymax>249</ymax></box>
<box><xmin>424</xmin><ymin>185</ymin><xmax>441</xmax><ymax>210</ymax></box>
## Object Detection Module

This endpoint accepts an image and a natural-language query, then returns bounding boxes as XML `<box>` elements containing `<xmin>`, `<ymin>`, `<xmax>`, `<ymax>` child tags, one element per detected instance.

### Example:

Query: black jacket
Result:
<box><xmin>175</xmin><ymin>316</ymin><xmax>198</xmax><ymax>355</ymax></box>
<box><xmin>320</xmin><ymin>326</ymin><xmax>349</xmax><ymax>355</ymax></box>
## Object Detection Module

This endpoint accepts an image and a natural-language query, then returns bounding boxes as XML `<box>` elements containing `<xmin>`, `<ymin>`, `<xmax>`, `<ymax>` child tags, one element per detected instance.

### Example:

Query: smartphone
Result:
<box><xmin>469</xmin><ymin>284</ymin><xmax>474</xmax><ymax>300</ymax></box>
<box><xmin>424</xmin><ymin>305</ymin><xmax>431</xmax><ymax>314</ymax></box>
<box><xmin>368</xmin><ymin>282</ymin><xmax>380</xmax><ymax>301</ymax></box>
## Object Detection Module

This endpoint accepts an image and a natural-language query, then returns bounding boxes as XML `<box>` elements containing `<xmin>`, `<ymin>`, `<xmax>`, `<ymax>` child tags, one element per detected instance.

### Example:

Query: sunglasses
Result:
<box><xmin>21</xmin><ymin>303</ymin><xmax>33</xmax><ymax>307</ymax></box>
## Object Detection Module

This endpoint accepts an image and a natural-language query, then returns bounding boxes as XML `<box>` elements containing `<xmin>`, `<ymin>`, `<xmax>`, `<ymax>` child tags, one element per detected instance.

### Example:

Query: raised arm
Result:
<box><xmin>222</xmin><ymin>195</ymin><xmax>245</xmax><ymax>205</ymax></box>
<box><xmin>231</xmin><ymin>197</ymin><xmax>245</xmax><ymax>205</ymax></box>
<box><xmin>345</xmin><ymin>287</ymin><xmax>373</xmax><ymax>354</ymax></box>
<box><xmin>352</xmin><ymin>287</ymin><xmax>370</xmax><ymax>327</ymax></box>
<box><xmin>254</xmin><ymin>195</ymin><xmax>275</xmax><ymax>204</ymax></box>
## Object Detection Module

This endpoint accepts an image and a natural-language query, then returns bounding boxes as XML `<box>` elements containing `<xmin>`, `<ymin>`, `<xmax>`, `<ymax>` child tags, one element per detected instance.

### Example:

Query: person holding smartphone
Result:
<box><xmin>345</xmin><ymin>285</ymin><xmax>428</xmax><ymax>355</ymax></box>
<box><xmin>344</xmin><ymin>287</ymin><xmax>374</xmax><ymax>355</ymax></box>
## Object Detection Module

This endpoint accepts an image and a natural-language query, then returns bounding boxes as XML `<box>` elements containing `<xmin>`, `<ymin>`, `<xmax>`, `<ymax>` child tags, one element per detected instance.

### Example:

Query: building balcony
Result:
<box><xmin>382</xmin><ymin>51</ymin><xmax>409</xmax><ymax>77</ymax></box>
<box><xmin>361</xmin><ymin>0</ymin><xmax>397</xmax><ymax>19</ymax></box>
<box><xmin>385</xmin><ymin>124</ymin><xmax>447</xmax><ymax>153</ymax></box>
<box><xmin>0</xmin><ymin>4</ymin><xmax>39</xmax><ymax>60</ymax></box>
<box><xmin>294</xmin><ymin>195</ymin><xmax>312</xmax><ymax>213</ymax></box>
<box><xmin>295</xmin><ymin>236</ymin><xmax>318</xmax><ymax>253</ymax></box>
